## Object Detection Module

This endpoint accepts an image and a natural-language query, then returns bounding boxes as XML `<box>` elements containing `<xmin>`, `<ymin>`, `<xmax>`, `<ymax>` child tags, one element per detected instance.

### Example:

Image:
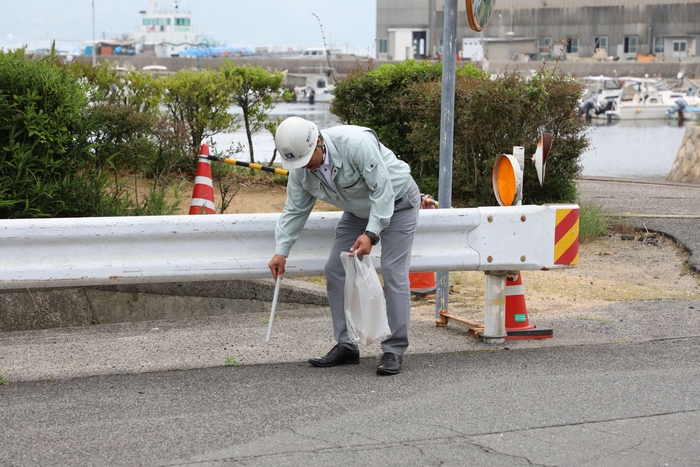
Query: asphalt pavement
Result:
<box><xmin>1</xmin><ymin>176</ymin><xmax>699</xmax><ymax>466</ymax></box>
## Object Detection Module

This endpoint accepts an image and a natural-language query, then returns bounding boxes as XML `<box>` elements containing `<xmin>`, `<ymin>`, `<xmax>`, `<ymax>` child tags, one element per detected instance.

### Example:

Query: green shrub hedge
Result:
<box><xmin>331</xmin><ymin>60</ymin><xmax>588</xmax><ymax>207</ymax></box>
<box><xmin>0</xmin><ymin>50</ymin><xmax>108</xmax><ymax>218</ymax></box>
<box><xmin>0</xmin><ymin>50</ymin><xmax>287</xmax><ymax>219</ymax></box>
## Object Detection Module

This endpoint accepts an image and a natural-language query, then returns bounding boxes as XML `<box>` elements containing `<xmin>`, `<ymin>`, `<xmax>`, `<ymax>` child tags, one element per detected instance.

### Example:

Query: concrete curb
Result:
<box><xmin>0</xmin><ymin>278</ymin><xmax>328</xmax><ymax>333</ymax></box>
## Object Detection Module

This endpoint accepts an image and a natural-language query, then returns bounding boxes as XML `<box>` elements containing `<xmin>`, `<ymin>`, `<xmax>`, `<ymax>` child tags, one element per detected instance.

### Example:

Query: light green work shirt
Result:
<box><xmin>275</xmin><ymin>125</ymin><xmax>413</xmax><ymax>257</ymax></box>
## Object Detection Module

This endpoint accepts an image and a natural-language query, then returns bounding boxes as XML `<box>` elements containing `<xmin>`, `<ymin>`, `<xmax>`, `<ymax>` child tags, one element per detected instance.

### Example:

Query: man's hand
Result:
<box><xmin>268</xmin><ymin>254</ymin><xmax>287</xmax><ymax>280</ymax></box>
<box><xmin>350</xmin><ymin>234</ymin><xmax>372</xmax><ymax>257</ymax></box>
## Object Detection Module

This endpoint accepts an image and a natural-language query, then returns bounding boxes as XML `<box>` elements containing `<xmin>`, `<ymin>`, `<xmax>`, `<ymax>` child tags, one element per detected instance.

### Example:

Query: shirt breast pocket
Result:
<box><xmin>339</xmin><ymin>172</ymin><xmax>369</xmax><ymax>196</ymax></box>
<box><xmin>302</xmin><ymin>178</ymin><xmax>326</xmax><ymax>198</ymax></box>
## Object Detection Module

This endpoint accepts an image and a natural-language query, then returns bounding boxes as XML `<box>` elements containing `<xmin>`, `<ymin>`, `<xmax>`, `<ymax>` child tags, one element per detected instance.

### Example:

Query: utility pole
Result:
<box><xmin>436</xmin><ymin>0</ymin><xmax>457</xmax><ymax>320</ymax></box>
<box><xmin>92</xmin><ymin>0</ymin><xmax>96</xmax><ymax>66</ymax></box>
<box><xmin>428</xmin><ymin>0</ymin><xmax>436</xmax><ymax>58</ymax></box>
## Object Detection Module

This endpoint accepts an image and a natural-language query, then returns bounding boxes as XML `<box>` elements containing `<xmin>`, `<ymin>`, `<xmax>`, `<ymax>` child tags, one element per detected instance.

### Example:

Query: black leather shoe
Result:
<box><xmin>308</xmin><ymin>344</ymin><xmax>360</xmax><ymax>367</ymax></box>
<box><xmin>377</xmin><ymin>352</ymin><xmax>402</xmax><ymax>376</ymax></box>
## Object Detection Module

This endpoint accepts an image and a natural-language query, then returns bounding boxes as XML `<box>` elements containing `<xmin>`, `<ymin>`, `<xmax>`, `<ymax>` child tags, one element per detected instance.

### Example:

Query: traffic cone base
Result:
<box><xmin>506</xmin><ymin>327</ymin><xmax>553</xmax><ymax>340</ymax></box>
<box><xmin>505</xmin><ymin>272</ymin><xmax>553</xmax><ymax>340</ymax></box>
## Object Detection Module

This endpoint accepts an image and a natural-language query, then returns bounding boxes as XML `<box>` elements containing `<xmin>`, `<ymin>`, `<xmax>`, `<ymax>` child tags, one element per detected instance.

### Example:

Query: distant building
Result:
<box><xmin>376</xmin><ymin>0</ymin><xmax>700</xmax><ymax>62</ymax></box>
<box><xmin>87</xmin><ymin>40</ymin><xmax>138</xmax><ymax>57</ymax></box>
<box><xmin>136</xmin><ymin>0</ymin><xmax>210</xmax><ymax>57</ymax></box>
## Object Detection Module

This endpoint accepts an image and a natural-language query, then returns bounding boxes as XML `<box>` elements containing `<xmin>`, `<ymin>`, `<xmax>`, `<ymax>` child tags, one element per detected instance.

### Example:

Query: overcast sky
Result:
<box><xmin>0</xmin><ymin>0</ymin><xmax>377</xmax><ymax>53</ymax></box>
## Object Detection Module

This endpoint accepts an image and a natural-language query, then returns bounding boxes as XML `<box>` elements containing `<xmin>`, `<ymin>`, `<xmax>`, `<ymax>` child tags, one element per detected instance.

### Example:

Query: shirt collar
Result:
<box><xmin>317</xmin><ymin>143</ymin><xmax>331</xmax><ymax>170</ymax></box>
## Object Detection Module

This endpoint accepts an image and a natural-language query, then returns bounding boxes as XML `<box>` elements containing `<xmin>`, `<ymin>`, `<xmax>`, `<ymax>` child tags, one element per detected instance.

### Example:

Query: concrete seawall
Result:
<box><xmin>667</xmin><ymin>124</ymin><xmax>700</xmax><ymax>184</ymax></box>
<box><xmin>68</xmin><ymin>54</ymin><xmax>700</xmax><ymax>80</ymax></box>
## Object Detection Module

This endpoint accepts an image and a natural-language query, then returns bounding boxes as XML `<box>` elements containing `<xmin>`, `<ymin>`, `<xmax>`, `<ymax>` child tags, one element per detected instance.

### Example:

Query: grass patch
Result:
<box><xmin>296</xmin><ymin>276</ymin><xmax>327</xmax><ymax>286</ymax></box>
<box><xmin>578</xmin><ymin>201</ymin><xmax>609</xmax><ymax>243</ymax></box>
<box><xmin>0</xmin><ymin>373</ymin><xmax>8</xmax><ymax>385</ymax></box>
<box><xmin>224</xmin><ymin>356</ymin><xmax>240</xmax><ymax>367</ymax></box>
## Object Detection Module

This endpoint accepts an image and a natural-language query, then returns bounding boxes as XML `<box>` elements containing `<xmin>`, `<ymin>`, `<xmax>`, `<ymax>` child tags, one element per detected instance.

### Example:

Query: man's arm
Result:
<box><xmin>272</xmin><ymin>172</ymin><xmax>316</xmax><ymax>276</ymax></box>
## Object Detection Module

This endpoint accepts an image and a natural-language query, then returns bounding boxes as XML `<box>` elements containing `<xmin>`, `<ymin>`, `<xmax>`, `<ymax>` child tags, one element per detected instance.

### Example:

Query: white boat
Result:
<box><xmin>667</xmin><ymin>103</ymin><xmax>700</xmax><ymax>121</ymax></box>
<box><xmin>135</xmin><ymin>0</ymin><xmax>211</xmax><ymax>57</ymax></box>
<box><xmin>605</xmin><ymin>77</ymin><xmax>692</xmax><ymax>121</ymax></box>
<box><xmin>294</xmin><ymin>74</ymin><xmax>335</xmax><ymax>104</ymax></box>
<box><xmin>578</xmin><ymin>75</ymin><xmax>621</xmax><ymax>119</ymax></box>
<box><xmin>665</xmin><ymin>77</ymin><xmax>700</xmax><ymax>120</ymax></box>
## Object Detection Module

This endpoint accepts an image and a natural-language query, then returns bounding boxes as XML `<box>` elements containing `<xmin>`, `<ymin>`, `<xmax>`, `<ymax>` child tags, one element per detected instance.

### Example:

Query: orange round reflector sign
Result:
<box><xmin>492</xmin><ymin>154</ymin><xmax>521</xmax><ymax>206</ymax></box>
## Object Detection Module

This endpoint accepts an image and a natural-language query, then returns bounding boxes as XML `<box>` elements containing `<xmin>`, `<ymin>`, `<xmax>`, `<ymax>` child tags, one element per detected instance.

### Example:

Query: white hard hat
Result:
<box><xmin>275</xmin><ymin>117</ymin><xmax>319</xmax><ymax>169</ymax></box>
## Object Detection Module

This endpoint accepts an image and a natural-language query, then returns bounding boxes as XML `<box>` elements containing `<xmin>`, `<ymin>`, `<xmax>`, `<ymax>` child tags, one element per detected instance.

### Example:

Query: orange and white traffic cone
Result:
<box><xmin>410</xmin><ymin>194</ymin><xmax>437</xmax><ymax>297</ymax></box>
<box><xmin>189</xmin><ymin>144</ymin><xmax>216</xmax><ymax>215</ymax></box>
<box><xmin>505</xmin><ymin>271</ymin><xmax>553</xmax><ymax>339</ymax></box>
<box><xmin>409</xmin><ymin>272</ymin><xmax>437</xmax><ymax>297</ymax></box>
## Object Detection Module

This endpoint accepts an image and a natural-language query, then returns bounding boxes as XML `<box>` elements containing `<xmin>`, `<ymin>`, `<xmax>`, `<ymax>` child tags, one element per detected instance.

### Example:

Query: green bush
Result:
<box><xmin>331</xmin><ymin>61</ymin><xmax>588</xmax><ymax>207</ymax></box>
<box><xmin>1</xmin><ymin>51</ymin><xmax>299</xmax><ymax>219</ymax></box>
<box><xmin>0</xmin><ymin>50</ymin><xmax>109</xmax><ymax>218</ymax></box>
<box><xmin>0</xmin><ymin>52</ymin><xmax>186</xmax><ymax>218</ymax></box>
<box><xmin>330</xmin><ymin>60</ymin><xmax>484</xmax><ymax>164</ymax></box>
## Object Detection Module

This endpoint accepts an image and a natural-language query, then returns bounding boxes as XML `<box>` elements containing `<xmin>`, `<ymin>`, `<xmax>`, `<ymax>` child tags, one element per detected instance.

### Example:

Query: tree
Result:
<box><xmin>220</xmin><ymin>63</ymin><xmax>291</xmax><ymax>164</ymax></box>
<box><xmin>161</xmin><ymin>67</ymin><xmax>242</xmax><ymax>157</ymax></box>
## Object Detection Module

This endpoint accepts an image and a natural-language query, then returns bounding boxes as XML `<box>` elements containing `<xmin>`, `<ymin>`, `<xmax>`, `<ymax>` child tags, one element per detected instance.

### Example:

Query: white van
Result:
<box><xmin>298</xmin><ymin>47</ymin><xmax>342</xmax><ymax>59</ymax></box>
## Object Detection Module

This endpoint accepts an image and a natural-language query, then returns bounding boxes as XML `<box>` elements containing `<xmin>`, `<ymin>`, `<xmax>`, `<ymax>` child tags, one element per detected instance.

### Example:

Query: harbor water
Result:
<box><xmin>212</xmin><ymin>103</ymin><xmax>690</xmax><ymax>181</ymax></box>
<box><xmin>581</xmin><ymin>119</ymin><xmax>689</xmax><ymax>180</ymax></box>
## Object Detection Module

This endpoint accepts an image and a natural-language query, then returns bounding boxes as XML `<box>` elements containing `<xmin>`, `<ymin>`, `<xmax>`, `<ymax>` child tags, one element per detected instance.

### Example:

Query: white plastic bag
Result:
<box><xmin>340</xmin><ymin>252</ymin><xmax>391</xmax><ymax>345</ymax></box>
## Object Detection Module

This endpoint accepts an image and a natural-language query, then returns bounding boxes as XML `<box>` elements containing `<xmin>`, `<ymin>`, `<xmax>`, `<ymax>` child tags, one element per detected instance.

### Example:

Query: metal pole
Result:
<box><xmin>265</xmin><ymin>276</ymin><xmax>282</xmax><ymax>343</ymax></box>
<box><xmin>92</xmin><ymin>1</ymin><xmax>96</xmax><ymax>66</ymax></box>
<box><xmin>436</xmin><ymin>0</ymin><xmax>457</xmax><ymax>321</ymax></box>
<box><xmin>428</xmin><ymin>0</ymin><xmax>436</xmax><ymax>58</ymax></box>
<box><xmin>206</xmin><ymin>156</ymin><xmax>289</xmax><ymax>176</ymax></box>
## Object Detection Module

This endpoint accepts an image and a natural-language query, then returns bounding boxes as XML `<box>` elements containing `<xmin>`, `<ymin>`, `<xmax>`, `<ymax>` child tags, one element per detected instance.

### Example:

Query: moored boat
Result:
<box><xmin>605</xmin><ymin>77</ymin><xmax>693</xmax><ymax>121</ymax></box>
<box><xmin>667</xmin><ymin>104</ymin><xmax>700</xmax><ymax>121</ymax></box>
<box><xmin>293</xmin><ymin>74</ymin><xmax>335</xmax><ymax>104</ymax></box>
<box><xmin>578</xmin><ymin>75</ymin><xmax>621</xmax><ymax>119</ymax></box>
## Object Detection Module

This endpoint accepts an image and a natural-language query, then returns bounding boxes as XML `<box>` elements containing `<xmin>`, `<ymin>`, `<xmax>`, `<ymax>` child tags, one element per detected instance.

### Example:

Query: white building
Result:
<box><xmin>376</xmin><ymin>0</ymin><xmax>700</xmax><ymax>62</ymax></box>
<box><xmin>136</xmin><ymin>0</ymin><xmax>207</xmax><ymax>57</ymax></box>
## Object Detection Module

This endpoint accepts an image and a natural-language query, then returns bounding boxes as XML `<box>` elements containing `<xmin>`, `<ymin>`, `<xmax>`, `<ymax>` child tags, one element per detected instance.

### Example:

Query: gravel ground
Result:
<box><xmin>409</xmin><ymin>229</ymin><xmax>700</xmax><ymax>324</ymax></box>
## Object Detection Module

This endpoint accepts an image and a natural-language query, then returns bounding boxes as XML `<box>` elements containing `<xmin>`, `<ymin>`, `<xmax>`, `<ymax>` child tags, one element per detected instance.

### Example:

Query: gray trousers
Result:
<box><xmin>324</xmin><ymin>182</ymin><xmax>420</xmax><ymax>355</ymax></box>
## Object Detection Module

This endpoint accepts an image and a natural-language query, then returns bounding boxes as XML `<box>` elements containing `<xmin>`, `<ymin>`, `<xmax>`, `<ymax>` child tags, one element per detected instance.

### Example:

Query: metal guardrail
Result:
<box><xmin>0</xmin><ymin>204</ymin><xmax>579</xmax><ymax>342</ymax></box>
<box><xmin>0</xmin><ymin>204</ymin><xmax>578</xmax><ymax>290</ymax></box>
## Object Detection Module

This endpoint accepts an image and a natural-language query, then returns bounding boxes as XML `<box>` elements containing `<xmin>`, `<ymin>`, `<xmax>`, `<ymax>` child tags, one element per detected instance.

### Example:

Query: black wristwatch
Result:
<box><xmin>364</xmin><ymin>231</ymin><xmax>380</xmax><ymax>245</ymax></box>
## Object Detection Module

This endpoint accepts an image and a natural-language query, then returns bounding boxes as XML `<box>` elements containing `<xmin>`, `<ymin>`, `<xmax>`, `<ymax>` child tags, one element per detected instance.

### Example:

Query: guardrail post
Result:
<box><xmin>483</xmin><ymin>271</ymin><xmax>507</xmax><ymax>343</ymax></box>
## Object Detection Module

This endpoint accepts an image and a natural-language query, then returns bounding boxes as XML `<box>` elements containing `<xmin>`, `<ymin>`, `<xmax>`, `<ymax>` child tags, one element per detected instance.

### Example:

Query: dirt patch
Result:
<box><xmin>410</xmin><ymin>231</ymin><xmax>700</xmax><ymax>324</ymax></box>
